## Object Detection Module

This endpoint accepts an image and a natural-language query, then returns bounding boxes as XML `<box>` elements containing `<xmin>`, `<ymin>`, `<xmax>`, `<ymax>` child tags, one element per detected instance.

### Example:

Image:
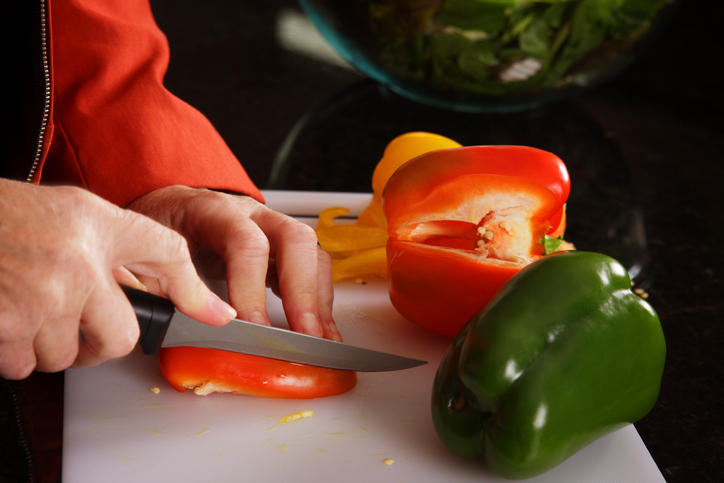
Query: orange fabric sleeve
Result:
<box><xmin>40</xmin><ymin>0</ymin><xmax>263</xmax><ymax>206</ymax></box>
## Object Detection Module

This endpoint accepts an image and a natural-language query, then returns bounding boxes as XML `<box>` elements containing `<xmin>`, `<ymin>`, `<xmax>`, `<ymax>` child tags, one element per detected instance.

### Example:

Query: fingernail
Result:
<box><xmin>211</xmin><ymin>295</ymin><xmax>237</xmax><ymax>321</ymax></box>
<box><xmin>301</xmin><ymin>313</ymin><xmax>323</xmax><ymax>337</ymax></box>
<box><xmin>248</xmin><ymin>311</ymin><xmax>267</xmax><ymax>325</ymax></box>
<box><xmin>329</xmin><ymin>323</ymin><xmax>344</xmax><ymax>342</ymax></box>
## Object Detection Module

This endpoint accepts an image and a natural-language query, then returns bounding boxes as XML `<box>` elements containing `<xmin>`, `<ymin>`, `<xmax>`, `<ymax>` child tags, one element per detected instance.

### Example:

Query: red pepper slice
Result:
<box><xmin>159</xmin><ymin>347</ymin><xmax>357</xmax><ymax>399</ymax></box>
<box><xmin>383</xmin><ymin>145</ymin><xmax>570</xmax><ymax>338</ymax></box>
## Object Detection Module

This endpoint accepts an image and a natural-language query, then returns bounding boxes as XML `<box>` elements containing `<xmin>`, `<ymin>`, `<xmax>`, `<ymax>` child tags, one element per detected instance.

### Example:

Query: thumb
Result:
<box><xmin>110</xmin><ymin>210</ymin><xmax>236</xmax><ymax>326</ymax></box>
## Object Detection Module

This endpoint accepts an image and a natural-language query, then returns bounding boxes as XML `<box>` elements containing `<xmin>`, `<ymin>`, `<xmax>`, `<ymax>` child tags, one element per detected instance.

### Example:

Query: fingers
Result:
<box><xmin>252</xmin><ymin>212</ymin><xmax>323</xmax><ymax>336</ymax></box>
<box><xmin>244</xmin><ymin>207</ymin><xmax>342</xmax><ymax>341</ymax></box>
<box><xmin>128</xmin><ymin>187</ymin><xmax>343</xmax><ymax>341</ymax></box>
<box><xmin>0</xmin><ymin>294</ymin><xmax>84</xmax><ymax>378</ymax></box>
<box><xmin>73</xmin><ymin>281</ymin><xmax>139</xmax><ymax>368</ymax></box>
<box><xmin>74</xmin><ymin>215</ymin><xmax>237</xmax><ymax>368</ymax></box>
<box><xmin>112</xmin><ymin>267</ymin><xmax>147</xmax><ymax>292</ymax></box>
<box><xmin>0</xmin><ymin>316</ymin><xmax>36</xmax><ymax>380</ymax></box>
<box><xmin>0</xmin><ymin>274</ymin><xmax>83</xmax><ymax>378</ymax></box>
<box><xmin>184</xmin><ymin>195</ymin><xmax>335</xmax><ymax>338</ymax></box>
<box><xmin>226</xmin><ymin>228</ymin><xmax>275</xmax><ymax>327</ymax></box>
<box><xmin>316</xmin><ymin>248</ymin><xmax>343</xmax><ymax>342</ymax></box>
<box><xmin>33</xmin><ymin>313</ymin><xmax>82</xmax><ymax>373</ymax></box>
<box><xmin>262</xmin><ymin>250</ymin><xmax>342</xmax><ymax>342</ymax></box>
<box><xmin>112</xmin><ymin>210</ymin><xmax>237</xmax><ymax>326</ymax></box>
<box><xmin>0</xmin><ymin>345</ymin><xmax>36</xmax><ymax>380</ymax></box>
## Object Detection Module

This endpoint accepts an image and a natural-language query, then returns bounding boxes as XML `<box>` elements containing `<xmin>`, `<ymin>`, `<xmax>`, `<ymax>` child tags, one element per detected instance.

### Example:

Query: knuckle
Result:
<box><xmin>38</xmin><ymin>350</ymin><xmax>77</xmax><ymax>374</ymax></box>
<box><xmin>53</xmin><ymin>186</ymin><xmax>111</xmax><ymax>225</ymax></box>
<box><xmin>112</xmin><ymin>338</ymin><xmax>138</xmax><ymax>360</ymax></box>
<box><xmin>228</xmin><ymin>226</ymin><xmax>271</xmax><ymax>258</ymax></box>
<box><xmin>0</xmin><ymin>345</ymin><xmax>36</xmax><ymax>380</ymax></box>
<box><xmin>272</xmin><ymin>216</ymin><xmax>319</xmax><ymax>249</ymax></box>
<box><xmin>185</xmin><ymin>188</ymin><xmax>236</xmax><ymax>217</ymax></box>
<box><xmin>108</xmin><ymin>322</ymin><xmax>140</xmax><ymax>359</ymax></box>
<box><xmin>84</xmin><ymin>332</ymin><xmax>137</xmax><ymax>364</ymax></box>
<box><xmin>26</xmin><ymin>274</ymin><xmax>93</xmax><ymax>323</ymax></box>
<box><xmin>160</xmin><ymin>229</ymin><xmax>191</xmax><ymax>260</ymax></box>
<box><xmin>289</xmin><ymin>220</ymin><xmax>319</xmax><ymax>243</ymax></box>
<box><xmin>3</xmin><ymin>362</ymin><xmax>35</xmax><ymax>380</ymax></box>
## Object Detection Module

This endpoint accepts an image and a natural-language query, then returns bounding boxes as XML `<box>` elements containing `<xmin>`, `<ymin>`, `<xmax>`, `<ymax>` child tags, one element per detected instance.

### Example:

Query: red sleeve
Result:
<box><xmin>39</xmin><ymin>0</ymin><xmax>264</xmax><ymax>206</ymax></box>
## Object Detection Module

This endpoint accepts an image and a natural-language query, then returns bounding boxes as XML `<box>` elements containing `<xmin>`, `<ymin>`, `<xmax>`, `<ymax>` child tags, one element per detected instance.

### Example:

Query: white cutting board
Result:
<box><xmin>63</xmin><ymin>191</ymin><xmax>665</xmax><ymax>483</ymax></box>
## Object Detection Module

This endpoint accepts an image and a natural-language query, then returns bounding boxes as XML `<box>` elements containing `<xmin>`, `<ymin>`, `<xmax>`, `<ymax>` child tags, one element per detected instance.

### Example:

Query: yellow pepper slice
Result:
<box><xmin>317</xmin><ymin>207</ymin><xmax>350</xmax><ymax>230</ymax></box>
<box><xmin>331</xmin><ymin>247</ymin><xmax>388</xmax><ymax>283</ymax></box>
<box><xmin>317</xmin><ymin>225</ymin><xmax>388</xmax><ymax>253</ymax></box>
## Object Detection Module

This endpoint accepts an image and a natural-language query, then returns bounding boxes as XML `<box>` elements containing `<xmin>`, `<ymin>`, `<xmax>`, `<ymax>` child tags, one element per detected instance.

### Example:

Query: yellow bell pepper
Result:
<box><xmin>358</xmin><ymin>132</ymin><xmax>462</xmax><ymax>231</ymax></box>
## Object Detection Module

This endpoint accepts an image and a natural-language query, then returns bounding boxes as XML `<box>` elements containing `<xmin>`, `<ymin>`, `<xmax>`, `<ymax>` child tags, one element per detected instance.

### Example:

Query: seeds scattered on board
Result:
<box><xmin>278</xmin><ymin>410</ymin><xmax>314</xmax><ymax>424</ymax></box>
<box><xmin>383</xmin><ymin>458</ymin><xmax>394</xmax><ymax>465</ymax></box>
<box><xmin>150</xmin><ymin>387</ymin><xmax>160</xmax><ymax>394</ymax></box>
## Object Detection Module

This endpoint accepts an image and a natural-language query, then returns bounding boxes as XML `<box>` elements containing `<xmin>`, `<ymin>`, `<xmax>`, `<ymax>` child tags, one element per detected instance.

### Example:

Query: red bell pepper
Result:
<box><xmin>383</xmin><ymin>145</ymin><xmax>570</xmax><ymax>338</ymax></box>
<box><xmin>159</xmin><ymin>347</ymin><xmax>357</xmax><ymax>399</ymax></box>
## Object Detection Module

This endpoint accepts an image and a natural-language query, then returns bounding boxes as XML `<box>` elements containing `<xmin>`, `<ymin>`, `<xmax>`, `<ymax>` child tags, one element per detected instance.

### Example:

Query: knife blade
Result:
<box><xmin>122</xmin><ymin>285</ymin><xmax>426</xmax><ymax>372</ymax></box>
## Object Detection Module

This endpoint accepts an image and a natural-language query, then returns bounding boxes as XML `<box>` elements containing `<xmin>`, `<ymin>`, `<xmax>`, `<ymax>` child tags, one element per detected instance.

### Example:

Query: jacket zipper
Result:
<box><xmin>1</xmin><ymin>379</ymin><xmax>36</xmax><ymax>483</ymax></box>
<box><xmin>26</xmin><ymin>0</ymin><xmax>51</xmax><ymax>183</ymax></box>
<box><xmin>1</xmin><ymin>3</ymin><xmax>52</xmax><ymax>481</ymax></box>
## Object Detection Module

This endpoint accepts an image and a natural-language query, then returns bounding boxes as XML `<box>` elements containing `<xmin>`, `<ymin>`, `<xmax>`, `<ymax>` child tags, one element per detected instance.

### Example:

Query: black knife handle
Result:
<box><xmin>121</xmin><ymin>285</ymin><xmax>176</xmax><ymax>356</ymax></box>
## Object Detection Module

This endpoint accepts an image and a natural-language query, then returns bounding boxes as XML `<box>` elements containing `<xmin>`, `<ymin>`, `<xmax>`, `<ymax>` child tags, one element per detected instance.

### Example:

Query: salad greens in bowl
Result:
<box><xmin>298</xmin><ymin>0</ymin><xmax>675</xmax><ymax>113</ymax></box>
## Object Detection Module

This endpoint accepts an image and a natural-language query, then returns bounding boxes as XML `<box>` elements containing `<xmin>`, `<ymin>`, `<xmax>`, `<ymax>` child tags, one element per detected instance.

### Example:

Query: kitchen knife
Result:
<box><xmin>122</xmin><ymin>285</ymin><xmax>426</xmax><ymax>372</ymax></box>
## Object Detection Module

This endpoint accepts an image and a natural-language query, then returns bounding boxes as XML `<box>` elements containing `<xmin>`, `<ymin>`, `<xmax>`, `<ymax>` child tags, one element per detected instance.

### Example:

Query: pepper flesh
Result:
<box><xmin>384</xmin><ymin>145</ymin><xmax>570</xmax><ymax>337</ymax></box>
<box><xmin>159</xmin><ymin>347</ymin><xmax>357</xmax><ymax>399</ymax></box>
<box><xmin>431</xmin><ymin>251</ymin><xmax>666</xmax><ymax>479</ymax></box>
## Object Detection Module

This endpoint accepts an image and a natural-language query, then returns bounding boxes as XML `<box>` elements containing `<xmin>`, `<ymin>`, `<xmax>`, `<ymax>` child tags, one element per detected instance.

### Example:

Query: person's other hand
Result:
<box><xmin>0</xmin><ymin>180</ymin><xmax>236</xmax><ymax>380</ymax></box>
<box><xmin>128</xmin><ymin>186</ymin><xmax>342</xmax><ymax>342</ymax></box>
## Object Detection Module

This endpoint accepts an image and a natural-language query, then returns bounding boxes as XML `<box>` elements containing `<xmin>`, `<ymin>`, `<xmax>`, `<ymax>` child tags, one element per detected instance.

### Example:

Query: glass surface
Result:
<box><xmin>298</xmin><ymin>0</ymin><xmax>677</xmax><ymax>113</ymax></box>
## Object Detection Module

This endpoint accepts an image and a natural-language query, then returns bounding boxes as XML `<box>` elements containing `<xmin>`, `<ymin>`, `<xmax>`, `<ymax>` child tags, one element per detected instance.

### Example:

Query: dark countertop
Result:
<box><xmin>12</xmin><ymin>1</ymin><xmax>724</xmax><ymax>482</ymax></box>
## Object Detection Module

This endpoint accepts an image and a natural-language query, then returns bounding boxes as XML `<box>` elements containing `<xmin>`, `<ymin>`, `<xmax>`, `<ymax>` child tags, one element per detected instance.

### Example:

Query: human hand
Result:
<box><xmin>0</xmin><ymin>180</ymin><xmax>236</xmax><ymax>380</ymax></box>
<box><xmin>127</xmin><ymin>186</ymin><xmax>342</xmax><ymax>341</ymax></box>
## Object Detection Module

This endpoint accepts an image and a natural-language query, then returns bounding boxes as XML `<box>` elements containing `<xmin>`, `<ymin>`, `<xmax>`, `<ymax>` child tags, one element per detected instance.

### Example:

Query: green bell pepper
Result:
<box><xmin>431</xmin><ymin>251</ymin><xmax>666</xmax><ymax>479</ymax></box>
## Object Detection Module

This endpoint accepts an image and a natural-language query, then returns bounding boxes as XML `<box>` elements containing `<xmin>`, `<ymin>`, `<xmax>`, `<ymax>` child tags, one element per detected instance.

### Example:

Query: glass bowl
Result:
<box><xmin>298</xmin><ymin>0</ymin><xmax>676</xmax><ymax>113</ymax></box>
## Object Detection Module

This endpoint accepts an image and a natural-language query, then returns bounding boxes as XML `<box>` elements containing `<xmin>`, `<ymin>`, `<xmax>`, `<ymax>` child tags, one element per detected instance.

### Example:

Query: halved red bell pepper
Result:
<box><xmin>383</xmin><ymin>145</ymin><xmax>570</xmax><ymax>338</ymax></box>
<box><xmin>159</xmin><ymin>347</ymin><xmax>357</xmax><ymax>399</ymax></box>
